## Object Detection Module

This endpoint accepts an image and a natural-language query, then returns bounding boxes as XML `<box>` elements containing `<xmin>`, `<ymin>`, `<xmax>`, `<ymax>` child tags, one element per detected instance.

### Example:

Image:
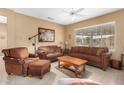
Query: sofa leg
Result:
<box><xmin>39</xmin><ymin>76</ymin><xmax>43</xmax><ymax>79</ymax></box>
<box><xmin>39</xmin><ymin>71</ymin><xmax>43</xmax><ymax>79</ymax></box>
<box><xmin>7</xmin><ymin>73</ymin><xmax>11</xmax><ymax>75</ymax></box>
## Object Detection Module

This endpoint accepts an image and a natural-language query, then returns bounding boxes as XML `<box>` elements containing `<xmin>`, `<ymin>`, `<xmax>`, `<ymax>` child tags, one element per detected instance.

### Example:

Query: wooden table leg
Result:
<box><xmin>74</xmin><ymin>67</ymin><xmax>80</xmax><ymax>78</ymax></box>
<box><xmin>75</xmin><ymin>64</ymin><xmax>86</xmax><ymax>78</ymax></box>
<box><xmin>75</xmin><ymin>69</ymin><xmax>78</xmax><ymax>77</ymax></box>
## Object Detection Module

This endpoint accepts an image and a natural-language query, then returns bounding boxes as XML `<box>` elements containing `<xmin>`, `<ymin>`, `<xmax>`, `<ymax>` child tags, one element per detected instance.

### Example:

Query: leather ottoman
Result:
<box><xmin>28</xmin><ymin>60</ymin><xmax>51</xmax><ymax>79</ymax></box>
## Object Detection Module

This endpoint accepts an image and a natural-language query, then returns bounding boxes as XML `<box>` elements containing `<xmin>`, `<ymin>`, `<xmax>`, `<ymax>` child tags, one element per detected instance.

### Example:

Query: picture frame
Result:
<box><xmin>38</xmin><ymin>27</ymin><xmax>55</xmax><ymax>42</ymax></box>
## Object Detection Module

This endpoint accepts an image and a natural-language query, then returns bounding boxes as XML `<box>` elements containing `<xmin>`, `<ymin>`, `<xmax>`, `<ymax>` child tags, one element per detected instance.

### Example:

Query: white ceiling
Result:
<box><xmin>10</xmin><ymin>8</ymin><xmax>122</xmax><ymax>25</ymax></box>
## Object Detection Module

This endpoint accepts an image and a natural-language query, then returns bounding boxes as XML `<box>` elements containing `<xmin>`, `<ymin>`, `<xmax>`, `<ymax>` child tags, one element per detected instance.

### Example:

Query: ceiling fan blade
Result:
<box><xmin>74</xmin><ymin>8</ymin><xmax>84</xmax><ymax>14</ymax></box>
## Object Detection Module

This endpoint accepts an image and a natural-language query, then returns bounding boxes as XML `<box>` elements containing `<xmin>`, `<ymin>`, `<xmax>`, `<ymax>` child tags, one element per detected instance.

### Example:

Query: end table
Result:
<box><xmin>62</xmin><ymin>49</ymin><xmax>69</xmax><ymax>55</ymax></box>
<box><xmin>121</xmin><ymin>52</ymin><xmax>124</xmax><ymax>68</ymax></box>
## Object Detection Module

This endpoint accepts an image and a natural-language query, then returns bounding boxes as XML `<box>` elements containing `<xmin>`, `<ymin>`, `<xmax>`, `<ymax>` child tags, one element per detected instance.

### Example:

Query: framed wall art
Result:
<box><xmin>38</xmin><ymin>27</ymin><xmax>55</xmax><ymax>42</ymax></box>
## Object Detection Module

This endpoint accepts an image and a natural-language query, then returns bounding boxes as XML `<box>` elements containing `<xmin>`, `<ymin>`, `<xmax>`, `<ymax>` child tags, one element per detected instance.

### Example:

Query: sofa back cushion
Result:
<box><xmin>71</xmin><ymin>46</ymin><xmax>79</xmax><ymax>53</ymax></box>
<box><xmin>38</xmin><ymin>45</ymin><xmax>60</xmax><ymax>53</ymax></box>
<box><xmin>48</xmin><ymin>46</ymin><xmax>57</xmax><ymax>53</ymax></box>
<box><xmin>39</xmin><ymin>47</ymin><xmax>50</xmax><ymax>53</ymax></box>
<box><xmin>78</xmin><ymin>47</ymin><xmax>98</xmax><ymax>56</ymax></box>
<box><xmin>9</xmin><ymin>47</ymin><xmax>29</xmax><ymax>59</ymax></box>
<box><xmin>71</xmin><ymin>46</ymin><xmax>108</xmax><ymax>56</ymax></box>
<box><xmin>96</xmin><ymin>48</ymin><xmax>108</xmax><ymax>56</ymax></box>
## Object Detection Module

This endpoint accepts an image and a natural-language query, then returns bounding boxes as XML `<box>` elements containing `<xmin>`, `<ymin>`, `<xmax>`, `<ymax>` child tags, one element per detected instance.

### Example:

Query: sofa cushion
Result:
<box><xmin>96</xmin><ymin>48</ymin><xmax>108</xmax><ymax>56</ymax></box>
<box><xmin>47</xmin><ymin>53</ymin><xmax>55</xmax><ymax>58</ymax></box>
<box><xmin>78</xmin><ymin>47</ymin><xmax>85</xmax><ymax>53</ymax></box>
<box><xmin>69</xmin><ymin>53</ymin><xmax>86</xmax><ymax>59</ymax></box>
<box><xmin>71</xmin><ymin>47</ymin><xmax>79</xmax><ymax>53</ymax></box>
<box><xmin>55</xmin><ymin>52</ymin><xmax>63</xmax><ymax>56</ymax></box>
<box><xmin>38</xmin><ymin>46</ymin><xmax>47</xmax><ymax>50</ymax></box>
<box><xmin>70</xmin><ymin>53</ymin><xmax>101</xmax><ymax>63</ymax></box>
<box><xmin>79</xmin><ymin>47</ymin><xmax>98</xmax><ymax>56</ymax></box>
<box><xmin>69</xmin><ymin>53</ymin><xmax>80</xmax><ymax>58</ymax></box>
<box><xmin>70</xmin><ymin>53</ymin><xmax>92</xmax><ymax>60</ymax></box>
<box><xmin>41</xmin><ymin>47</ymin><xmax>50</xmax><ymax>53</ymax></box>
<box><xmin>47</xmin><ymin>52</ymin><xmax>62</xmax><ymax>58</ymax></box>
<box><xmin>10</xmin><ymin>47</ymin><xmax>29</xmax><ymax>59</ymax></box>
<box><xmin>38</xmin><ymin>46</ymin><xmax>58</xmax><ymax>53</ymax></box>
<box><xmin>24</xmin><ymin>57</ymin><xmax>39</xmax><ymax>63</ymax></box>
<box><xmin>49</xmin><ymin>46</ymin><xmax>57</xmax><ymax>49</ymax></box>
<box><xmin>90</xmin><ymin>47</ymin><xmax>99</xmax><ymax>56</ymax></box>
<box><xmin>87</xmin><ymin>55</ymin><xmax>101</xmax><ymax>63</ymax></box>
<box><xmin>72</xmin><ymin>46</ymin><xmax>109</xmax><ymax>56</ymax></box>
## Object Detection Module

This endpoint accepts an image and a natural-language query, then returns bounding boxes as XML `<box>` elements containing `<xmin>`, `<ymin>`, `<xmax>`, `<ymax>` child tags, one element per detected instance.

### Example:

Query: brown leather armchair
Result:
<box><xmin>2</xmin><ymin>47</ymin><xmax>39</xmax><ymax>76</ymax></box>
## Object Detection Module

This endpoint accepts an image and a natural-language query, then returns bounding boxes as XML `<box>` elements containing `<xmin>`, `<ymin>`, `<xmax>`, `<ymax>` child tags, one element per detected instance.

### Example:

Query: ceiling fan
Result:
<box><xmin>63</xmin><ymin>8</ymin><xmax>85</xmax><ymax>21</ymax></box>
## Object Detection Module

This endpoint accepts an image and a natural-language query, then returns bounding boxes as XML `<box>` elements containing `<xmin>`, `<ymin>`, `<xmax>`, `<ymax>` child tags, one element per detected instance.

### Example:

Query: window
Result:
<box><xmin>75</xmin><ymin>22</ymin><xmax>115</xmax><ymax>50</ymax></box>
<box><xmin>0</xmin><ymin>15</ymin><xmax>7</xmax><ymax>55</ymax></box>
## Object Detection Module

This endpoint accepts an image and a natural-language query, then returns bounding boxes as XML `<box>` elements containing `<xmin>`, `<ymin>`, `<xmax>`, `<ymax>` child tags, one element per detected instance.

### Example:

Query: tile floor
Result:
<box><xmin>0</xmin><ymin>56</ymin><xmax>124</xmax><ymax>85</ymax></box>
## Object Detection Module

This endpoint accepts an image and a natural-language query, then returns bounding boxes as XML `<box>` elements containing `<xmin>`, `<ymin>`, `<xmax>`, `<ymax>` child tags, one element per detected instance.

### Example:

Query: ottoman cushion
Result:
<box><xmin>28</xmin><ymin>60</ymin><xmax>51</xmax><ymax>78</ymax></box>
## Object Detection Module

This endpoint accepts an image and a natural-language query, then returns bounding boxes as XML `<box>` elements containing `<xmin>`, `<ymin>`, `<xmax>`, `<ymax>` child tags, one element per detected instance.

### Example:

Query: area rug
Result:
<box><xmin>55</xmin><ymin>66</ymin><xmax>92</xmax><ymax>78</ymax></box>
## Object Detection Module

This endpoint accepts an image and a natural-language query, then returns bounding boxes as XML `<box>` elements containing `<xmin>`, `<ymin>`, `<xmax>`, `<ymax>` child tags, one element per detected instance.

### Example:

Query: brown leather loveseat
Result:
<box><xmin>2</xmin><ymin>47</ymin><xmax>39</xmax><ymax>76</ymax></box>
<box><xmin>69</xmin><ymin>46</ymin><xmax>111</xmax><ymax>70</ymax></box>
<box><xmin>36</xmin><ymin>45</ymin><xmax>63</xmax><ymax>62</ymax></box>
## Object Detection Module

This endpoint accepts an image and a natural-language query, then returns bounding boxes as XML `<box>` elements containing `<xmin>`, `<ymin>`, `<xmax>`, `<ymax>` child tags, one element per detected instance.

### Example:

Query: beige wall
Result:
<box><xmin>65</xmin><ymin>9</ymin><xmax>124</xmax><ymax>60</ymax></box>
<box><xmin>0</xmin><ymin>8</ymin><xmax>124</xmax><ymax>60</ymax></box>
<box><xmin>0</xmin><ymin>9</ymin><xmax>16</xmax><ymax>49</ymax></box>
<box><xmin>0</xmin><ymin>9</ymin><xmax>65</xmax><ymax>53</ymax></box>
<box><xmin>0</xmin><ymin>23</ymin><xmax>7</xmax><ymax>55</ymax></box>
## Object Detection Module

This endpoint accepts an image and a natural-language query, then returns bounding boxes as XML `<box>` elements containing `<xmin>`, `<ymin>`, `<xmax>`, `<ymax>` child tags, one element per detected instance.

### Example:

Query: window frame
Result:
<box><xmin>74</xmin><ymin>21</ymin><xmax>116</xmax><ymax>51</ymax></box>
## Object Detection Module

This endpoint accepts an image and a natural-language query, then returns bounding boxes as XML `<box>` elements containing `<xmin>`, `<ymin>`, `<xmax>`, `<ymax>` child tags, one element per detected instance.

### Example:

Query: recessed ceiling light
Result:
<box><xmin>47</xmin><ymin>17</ymin><xmax>54</xmax><ymax>20</ymax></box>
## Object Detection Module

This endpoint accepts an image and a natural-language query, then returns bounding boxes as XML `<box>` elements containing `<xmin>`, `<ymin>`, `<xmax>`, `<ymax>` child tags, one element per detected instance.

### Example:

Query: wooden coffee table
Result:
<box><xmin>57</xmin><ymin>56</ymin><xmax>88</xmax><ymax>77</ymax></box>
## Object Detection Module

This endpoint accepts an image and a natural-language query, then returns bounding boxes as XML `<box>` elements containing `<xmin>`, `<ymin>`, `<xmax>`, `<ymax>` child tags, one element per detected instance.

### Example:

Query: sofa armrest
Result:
<box><xmin>3</xmin><ymin>57</ymin><xmax>25</xmax><ymax>64</ymax></box>
<box><xmin>36</xmin><ymin>50</ymin><xmax>47</xmax><ymax>59</ymax></box>
<box><xmin>101</xmin><ymin>52</ymin><xmax>112</xmax><ymax>59</ymax></box>
<box><xmin>102</xmin><ymin>52</ymin><xmax>112</xmax><ymax>56</ymax></box>
<box><xmin>101</xmin><ymin>52</ymin><xmax>112</xmax><ymax>70</ymax></box>
<box><xmin>56</xmin><ymin>47</ymin><xmax>62</xmax><ymax>53</ymax></box>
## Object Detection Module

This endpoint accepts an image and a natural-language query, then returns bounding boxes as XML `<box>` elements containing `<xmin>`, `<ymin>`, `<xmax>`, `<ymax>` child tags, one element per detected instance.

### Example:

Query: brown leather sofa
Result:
<box><xmin>2</xmin><ymin>47</ymin><xmax>39</xmax><ymax>76</ymax></box>
<box><xmin>69</xmin><ymin>46</ymin><xmax>111</xmax><ymax>70</ymax></box>
<box><xmin>36</xmin><ymin>45</ymin><xmax>63</xmax><ymax>62</ymax></box>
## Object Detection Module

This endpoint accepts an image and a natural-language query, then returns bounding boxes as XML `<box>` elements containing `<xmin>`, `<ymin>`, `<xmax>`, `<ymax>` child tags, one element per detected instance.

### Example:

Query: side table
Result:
<box><xmin>110</xmin><ymin>59</ymin><xmax>122</xmax><ymax>70</ymax></box>
<box><xmin>121</xmin><ymin>52</ymin><xmax>124</xmax><ymax>68</ymax></box>
<box><xmin>62</xmin><ymin>49</ymin><xmax>70</xmax><ymax>55</ymax></box>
